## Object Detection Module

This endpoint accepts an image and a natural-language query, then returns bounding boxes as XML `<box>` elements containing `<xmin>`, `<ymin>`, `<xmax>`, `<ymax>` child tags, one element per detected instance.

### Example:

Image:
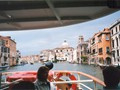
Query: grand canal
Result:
<box><xmin>2</xmin><ymin>62</ymin><xmax>104</xmax><ymax>89</ymax></box>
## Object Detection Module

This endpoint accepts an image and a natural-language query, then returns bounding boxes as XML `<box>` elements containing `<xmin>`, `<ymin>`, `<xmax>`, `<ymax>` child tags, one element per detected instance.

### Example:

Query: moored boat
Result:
<box><xmin>98</xmin><ymin>63</ymin><xmax>120</xmax><ymax>70</ymax></box>
<box><xmin>0</xmin><ymin>65</ymin><xmax>9</xmax><ymax>71</ymax></box>
<box><xmin>1</xmin><ymin>70</ymin><xmax>105</xmax><ymax>90</ymax></box>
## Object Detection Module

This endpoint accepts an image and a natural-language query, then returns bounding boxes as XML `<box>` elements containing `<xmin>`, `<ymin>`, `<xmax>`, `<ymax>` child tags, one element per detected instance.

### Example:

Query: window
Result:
<box><xmin>106</xmin><ymin>36</ymin><xmax>109</xmax><ymax>40</ymax></box>
<box><xmin>116</xmin><ymin>37</ymin><xmax>118</xmax><ymax>46</ymax></box>
<box><xmin>92</xmin><ymin>38</ymin><xmax>95</xmax><ymax>44</ymax></box>
<box><xmin>93</xmin><ymin>49</ymin><xmax>95</xmax><ymax>54</ymax></box>
<box><xmin>113</xmin><ymin>52</ymin><xmax>115</xmax><ymax>57</ymax></box>
<box><xmin>119</xmin><ymin>25</ymin><xmax>120</xmax><ymax>31</ymax></box>
<box><xmin>55</xmin><ymin>50</ymin><xmax>58</xmax><ymax>52</ymax></box>
<box><xmin>4</xmin><ymin>47</ymin><xmax>7</xmax><ymax>53</ymax></box>
<box><xmin>99</xmin><ymin>48</ymin><xmax>102</xmax><ymax>54</ymax></box>
<box><xmin>111</xmin><ymin>29</ymin><xmax>113</xmax><ymax>35</ymax></box>
<box><xmin>116</xmin><ymin>27</ymin><xmax>117</xmax><ymax>33</ymax></box>
<box><xmin>112</xmin><ymin>39</ymin><xmax>114</xmax><ymax>48</ymax></box>
<box><xmin>117</xmin><ymin>50</ymin><xmax>119</xmax><ymax>56</ymax></box>
<box><xmin>81</xmin><ymin>52</ymin><xmax>82</xmax><ymax>55</ymax></box>
<box><xmin>0</xmin><ymin>40</ymin><xmax>5</xmax><ymax>45</ymax></box>
<box><xmin>106</xmin><ymin>47</ymin><xmax>110</xmax><ymax>53</ymax></box>
<box><xmin>1</xmin><ymin>47</ymin><xmax>4</xmax><ymax>52</ymax></box>
<box><xmin>8</xmin><ymin>48</ymin><xmax>10</xmax><ymax>53</ymax></box>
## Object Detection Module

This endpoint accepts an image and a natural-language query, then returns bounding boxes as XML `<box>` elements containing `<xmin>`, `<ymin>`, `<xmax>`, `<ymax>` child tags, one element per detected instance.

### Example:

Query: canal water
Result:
<box><xmin>2</xmin><ymin>62</ymin><xmax>104</xmax><ymax>90</ymax></box>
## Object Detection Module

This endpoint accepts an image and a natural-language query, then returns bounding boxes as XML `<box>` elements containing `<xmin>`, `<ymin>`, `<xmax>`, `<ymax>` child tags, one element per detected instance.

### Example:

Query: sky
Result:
<box><xmin>0</xmin><ymin>11</ymin><xmax>120</xmax><ymax>56</ymax></box>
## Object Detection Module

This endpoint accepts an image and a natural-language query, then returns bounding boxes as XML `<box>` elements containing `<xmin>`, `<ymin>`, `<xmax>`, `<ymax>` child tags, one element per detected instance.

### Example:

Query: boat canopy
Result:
<box><xmin>0</xmin><ymin>0</ymin><xmax>119</xmax><ymax>31</ymax></box>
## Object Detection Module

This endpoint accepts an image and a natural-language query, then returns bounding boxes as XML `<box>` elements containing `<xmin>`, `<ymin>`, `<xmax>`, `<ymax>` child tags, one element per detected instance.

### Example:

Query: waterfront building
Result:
<box><xmin>97</xmin><ymin>28</ymin><xmax>111</xmax><ymax>65</ymax></box>
<box><xmin>77</xmin><ymin>36</ymin><xmax>89</xmax><ymax>64</ymax></box>
<box><xmin>40</xmin><ymin>49</ymin><xmax>55</xmax><ymax>62</ymax></box>
<box><xmin>90</xmin><ymin>28</ymin><xmax>112</xmax><ymax>65</ymax></box>
<box><xmin>48</xmin><ymin>50</ymin><xmax>55</xmax><ymax>62</ymax></box>
<box><xmin>90</xmin><ymin>33</ymin><xmax>99</xmax><ymax>64</ymax></box>
<box><xmin>73</xmin><ymin>49</ymin><xmax>78</xmax><ymax>63</ymax></box>
<box><xmin>0</xmin><ymin>39</ymin><xmax>10</xmax><ymax>66</ymax></box>
<box><xmin>28</xmin><ymin>55</ymin><xmax>39</xmax><ymax>63</ymax></box>
<box><xmin>32</xmin><ymin>55</ymin><xmax>39</xmax><ymax>62</ymax></box>
<box><xmin>109</xmin><ymin>19</ymin><xmax>120</xmax><ymax>65</ymax></box>
<box><xmin>87</xmin><ymin>39</ymin><xmax>92</xmax><ymax>65</ymax></box>
<box><xmin>16</xmin><ymin>50</ymin><xmax>21</xmax><ymax>64</ymax></box>
<box><xmin>54</xmin><ymin>40</ymin><xmax>74</xmax><ymax>62</ymax></box>
<box><xmin>0</xmin><ymin>36</ymin><xmax>16</xmax><ymax>66</ymax></box>
<box><xmin>20</xmin><ymin>56</ymin><xmax>29</xmax><ymax>63</ymax></box>
<box><xmin>20</xmin><ymin>55</ymin><xmax>39</xmax><ymax>64</ymax></box>
<box><xmin>40</xmin><ymin>49</ymin><xmax>52</xmax><ymax>62</ymax></box>
<box><xmin>39</xmin><ymin>40</ymin><xmax>75</xmax><ymax>63</ymax></box>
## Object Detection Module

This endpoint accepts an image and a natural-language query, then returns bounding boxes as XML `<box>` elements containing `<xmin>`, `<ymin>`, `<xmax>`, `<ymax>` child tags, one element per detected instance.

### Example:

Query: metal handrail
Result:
<box><xmin>53</xmin><ymin>70</ymin><xmax>105</xmax><ymax>86</ymax></box>
<box><xmin>0</xmin><ymin>79</ymin><xmax>23</xmax><ymax>90</ymax></box>
<box><xmin>52</xmin><ymin>70</ymin><xmax>105</xmax><ymax>90</ymax></box>
<box><xmin>52</xmin><ymin>80</ymin><xmax>93</xmax><ymax>84</ymax></box>
<box><xmin>79</xmin><ymin>83</ymin><xmax>93</xmax><ymax>90</ymax></box>
<box><xmin>52</xmin><ymin>80</ymin><xmax>93</xmax><ymax>90</ymax></box>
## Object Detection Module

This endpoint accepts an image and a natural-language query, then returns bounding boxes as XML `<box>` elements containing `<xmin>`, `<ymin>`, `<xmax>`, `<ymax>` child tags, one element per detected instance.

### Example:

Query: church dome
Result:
<box><xmin>61</xmin><ymin>40</ymin><xmax>69</xmax><ymax>48</ymax></box>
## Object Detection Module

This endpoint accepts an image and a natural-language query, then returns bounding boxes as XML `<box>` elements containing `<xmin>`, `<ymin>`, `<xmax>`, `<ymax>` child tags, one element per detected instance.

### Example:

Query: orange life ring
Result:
<box><xmin>55</xmin><ymin>72</ymin><xmax>77</xmax><ymax>90</ymax></box>
<box><xmin>48</xmin><ymin>71</ymin><xmax>55</xmax><ymax>82</ymax></box>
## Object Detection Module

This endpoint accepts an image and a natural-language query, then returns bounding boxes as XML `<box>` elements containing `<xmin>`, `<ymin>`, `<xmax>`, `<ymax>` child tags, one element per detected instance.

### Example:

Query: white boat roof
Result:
<box><xmin>0</xmin><ymin>0</ymin><xmax>119</xmax><ymax>31</ymax></box>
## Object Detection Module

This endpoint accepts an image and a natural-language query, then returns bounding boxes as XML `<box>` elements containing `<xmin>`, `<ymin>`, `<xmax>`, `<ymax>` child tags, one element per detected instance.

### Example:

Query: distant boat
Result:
<box><xmin>29</xmin><ymin>60</ymin><xmax>34</xmax><ymax>65</ymax></box>
<box><xmin>98</xmin><ymin>63</ymin><xmax>109</xmax><ymax>70</ymax></box>
<box><xmin>30</xmin><ymin>62</ymin><xmax>34</xmax><ymax>65</ymax></box>
<box><xmin>0</xmin><ymin>65</ymin><xmax>9</xmax><ymax>71</ymax></box>
<box><xmin>98</xmin><ymin>63</ymin><xmax>120</xmax><ymax>70</ymax></box>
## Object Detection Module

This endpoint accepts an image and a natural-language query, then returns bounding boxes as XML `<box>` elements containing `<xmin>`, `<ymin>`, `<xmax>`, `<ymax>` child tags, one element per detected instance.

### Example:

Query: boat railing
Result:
<box><xmin>52</xmin><ymin>70</ymin><xmax>105</xmax><ymax>90</ymax></box>
<box><xmin>0</xmin><ymin>79</ymin><xmax>23</xmax><ymax>90</ymax></box>
<box><xmin>1</xmin><ymin>70</ymin><xmax>105</xmax><ymax>90</ymax></box>
<box><xmin>52</xmin><ymin>80</ymin><xmax>93</xmax><ymax>90</ymax></box>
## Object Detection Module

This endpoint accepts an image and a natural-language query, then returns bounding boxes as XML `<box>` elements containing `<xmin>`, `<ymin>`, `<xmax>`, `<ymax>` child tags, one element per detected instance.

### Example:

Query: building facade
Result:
<box><xmin>77</xmin><ymin>36</ymin><xmax>88</xmax><ymax>64</ymax></box>
<box><xmin>109</xmin><ymin>19</ymin><xmax>120</xmax><ymax>65</ymax></box>
<box><xmin>0</xmin><ymin>39</ymin><xmax>10</xmax><ymax>66</ymax></box>
<box><xmin>16</xmin><ymin>50</ymin><xmax>21</xmax><ymax>64</ymax></box>
<box><xmin>40</xmin><ymin>40</ymin><xmax>76</xmax><ymax>63</ymax></box>
<box><xmin>0</xmin><ymin>36</ymin><xmax>16</xmax><ymax>66</ymax></box>
<box><xmin>89</xmin><ymin>28</ymin><xmax>112</xmax><ymax>65</ymax></box>
<box><xmin>97</xmin><ymin>28</ymin><xmax>111</xmax><ymax>65</ymax></box>
<box><xmin>90</xmin><ymin>33</ymin><xmax>99</xmax><ymax>64</ymax></box>
<box><xmin>40</xmin><ymin>49</ymin><xmax>52</xmax><ymax>62</ymax></box>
